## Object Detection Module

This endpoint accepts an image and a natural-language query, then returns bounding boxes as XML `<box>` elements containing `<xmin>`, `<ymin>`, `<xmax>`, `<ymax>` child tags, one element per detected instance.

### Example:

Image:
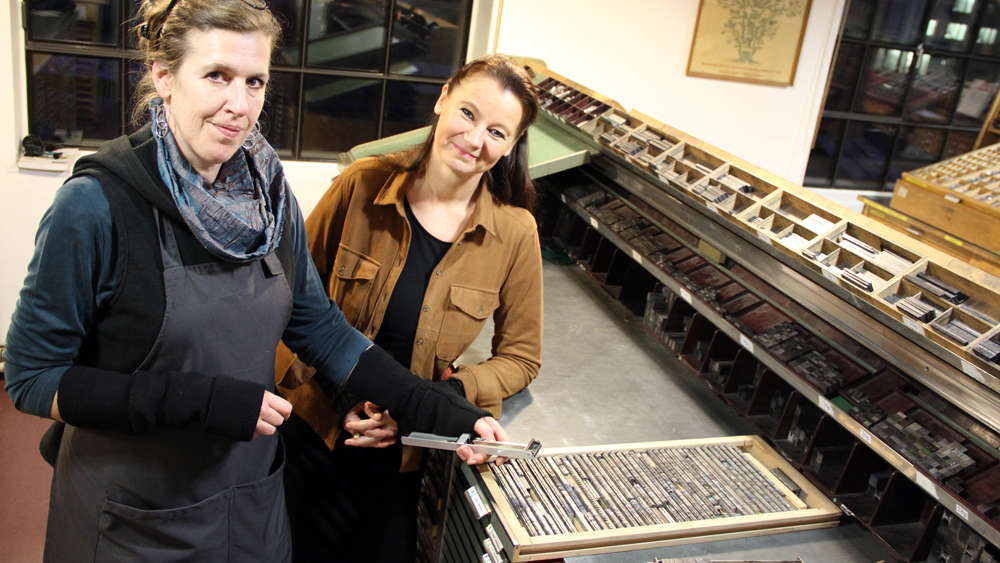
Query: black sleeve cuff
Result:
<box><xmin>204</xmin><ymin>375</ymin><xmax>265</xmax><ymax>442</ymax></box>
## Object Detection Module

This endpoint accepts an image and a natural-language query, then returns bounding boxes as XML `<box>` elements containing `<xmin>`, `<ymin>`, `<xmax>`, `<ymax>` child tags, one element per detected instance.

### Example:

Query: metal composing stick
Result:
<box><xmin>402</xmin><ymin>432</ymin><xmax>542</xmax><ymax>459</ymax></box>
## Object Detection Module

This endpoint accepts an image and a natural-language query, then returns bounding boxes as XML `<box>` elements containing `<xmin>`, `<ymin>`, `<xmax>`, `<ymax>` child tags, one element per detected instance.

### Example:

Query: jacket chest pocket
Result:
<box><xmin>332</xmin><ymin>245</ymin><xmax>381</xmax><ymax>327</ymax></box>
<box><xmin>436</xmin><ymin>285</ymin><xmax>499</xmax><ymax>362</ymax></box>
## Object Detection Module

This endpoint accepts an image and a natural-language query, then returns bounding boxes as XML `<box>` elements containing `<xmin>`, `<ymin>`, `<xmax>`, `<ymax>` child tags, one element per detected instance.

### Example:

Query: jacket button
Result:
<box><xmin>435</xmin><ymin>270</ymin><xmax>442</xmax><ymax>276</ymax></box>
<box><xmin>457</xmin><ymin>242</ymin><xmax>462</xmax><ymax>246</ymax></box>
<box><xmin>416</xmin><ymin>339</ymin><xmax>423</xmax><ymax>345</ymax></box>
<box><xmin>423</xmin><ymin>305</ymin><xmax>430</xmax><ymax>312</ymax></box>
<box><xmin>478</xmin><ymin>306</ymin><xmax>483</xmax><ymax>313</ymax></box>
<box><xmin>338</xmin><ymin>266</ymin><xmax>345</xmax><ymax>273</ymax></box>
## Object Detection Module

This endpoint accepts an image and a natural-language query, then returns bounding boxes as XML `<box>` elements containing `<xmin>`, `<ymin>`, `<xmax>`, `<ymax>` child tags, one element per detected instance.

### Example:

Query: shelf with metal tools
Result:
<box><xmin>521</xmin><ymin>57</ymin><xmax>1000</xmax><ymax>405</ymax></box>
<box><xmin>550</xmin><ymin>109</ymin><xmax>1000</xmax><ymax>412</ymax></box>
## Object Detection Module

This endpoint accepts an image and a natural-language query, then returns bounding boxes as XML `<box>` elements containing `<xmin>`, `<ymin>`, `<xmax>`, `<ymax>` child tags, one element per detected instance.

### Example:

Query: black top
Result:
<box><xmin>374</xmin><ymin>198</ymin><xmax>452</xmax><ymax>368</ymax></box>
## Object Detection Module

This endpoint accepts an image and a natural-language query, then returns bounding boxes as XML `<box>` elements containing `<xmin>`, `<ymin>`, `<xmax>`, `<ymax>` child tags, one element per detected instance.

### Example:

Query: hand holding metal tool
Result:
<box><xmin>402</xmin><ymin>432</ymin><xmax>542</xmax><ymax>460</ymax></box>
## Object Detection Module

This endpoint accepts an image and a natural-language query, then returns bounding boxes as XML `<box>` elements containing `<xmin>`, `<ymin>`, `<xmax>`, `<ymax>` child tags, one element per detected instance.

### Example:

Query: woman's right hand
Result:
<box><xmin>343</xmin><ymin>401</ymin><xmax>398</xmax><ymax>448</ymax></box>
<box><xmin>457</xmin><ymin>417</ymin><xmax>509</xmax><ymax>466</ymax></box>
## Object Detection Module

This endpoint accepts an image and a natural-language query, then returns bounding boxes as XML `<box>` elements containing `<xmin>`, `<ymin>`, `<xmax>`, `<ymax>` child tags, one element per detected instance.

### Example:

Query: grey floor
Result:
<box><xmin>458</xmin><ymin>260</ymin><xmax>892</xmax><ymax>563</ymax></box>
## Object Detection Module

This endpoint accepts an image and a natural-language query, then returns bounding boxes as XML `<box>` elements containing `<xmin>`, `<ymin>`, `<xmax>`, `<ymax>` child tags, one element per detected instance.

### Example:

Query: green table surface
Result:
<box><xmin>337</xmin><ymin>118</ymin><xmax>596</xmax><ymax>179</ymax></box>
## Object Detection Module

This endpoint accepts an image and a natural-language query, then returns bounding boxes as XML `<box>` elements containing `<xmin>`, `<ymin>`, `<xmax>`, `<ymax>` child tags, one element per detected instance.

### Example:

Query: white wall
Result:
<box><xmin>1</xmin><ymin>0</ymin><xmax>846</xmax><ymax>342</ymax></box>
<box><xmin>1</xmin><ymin>0</ymin><xmax>38</xmax><ymax>344</ymax></box>
<box><xmin>494</xmin><ymin>0</ymin><xmax>846</xmax><ymax>184</ymax></box>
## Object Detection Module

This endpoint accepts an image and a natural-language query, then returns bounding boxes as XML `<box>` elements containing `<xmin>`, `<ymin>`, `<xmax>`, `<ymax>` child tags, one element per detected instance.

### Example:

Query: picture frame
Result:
<box><xmin>686</xmin><ymin>0</ymin><xmax>813</xmax><ymax>87</ymax></box>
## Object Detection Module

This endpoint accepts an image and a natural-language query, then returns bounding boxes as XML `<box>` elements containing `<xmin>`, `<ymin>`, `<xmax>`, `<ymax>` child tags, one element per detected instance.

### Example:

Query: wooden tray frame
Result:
<box><xmin>476</xmin><ymin>435</ymin><xmax>841</xmax><ymax>562</ymax></box>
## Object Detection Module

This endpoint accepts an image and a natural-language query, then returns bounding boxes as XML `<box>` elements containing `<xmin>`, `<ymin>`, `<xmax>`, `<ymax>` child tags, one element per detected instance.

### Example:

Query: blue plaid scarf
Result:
<box><xmin>154</xmin><ymin>121</ymin><xmax>286</xmax><ymax>262</ymax></box>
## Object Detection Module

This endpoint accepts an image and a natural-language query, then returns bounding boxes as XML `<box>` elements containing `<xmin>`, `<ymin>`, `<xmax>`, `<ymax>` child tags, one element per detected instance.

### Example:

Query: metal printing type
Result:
<box><xmin>600</xmin><ymin>452</ymin><xmax>662</xmax><ymax>525</ymax></box>
<box><xmin>637</xmin><ymin>451</ymin><xmax>700</xmax><ymax>522</ymax></box>
<box><xmin>518</xmin><ymin>459</ymin><xmax>574</xmax><ymax>535</ymax></box>
<box><xmin>499</xmin><ymin>462</ymin><xmax>548</xmax><ymax>536</ymax></box>
<box><xmin>604</xmin><ymin>452</ymin><xmax>667</xmax><ymax>526</ymax></box>
<box><xmin>648</xmin><ymin>449</ymin><xmax>718</xmax><ymax>520</ymax></box>
<box><xmin>555</xmin><ymin>457</ymin><xmax>604</xmax><ymax>524</ymax></box>
<box><xmin>519</xmin><ymin>458</ymin><xmax>575</xmax><ymax>533</ymax></box>
<box><xmin>543</xmin><ymin>457</ymin><xmax>600</xmax><ymax>531</ymax></box>
<box><xmin>566</xmin><ymin>454</ymin><xmax>627</xmax><ymax>528</ymax></box>
<box><xmin>713</xmin><ymin>445</ymin><xmax>794</xmax><ymax>511</ymax></box>
<box><xmin>503</xmin><ymin>461</ymin><xmax>558</xmax><ymax>535</ymax></box>
<box><xmin>614</xmin><ymin>451</ymin><xmax>677</xmax><ymax>524</ymax></box>
<box><xmin>588</xmin><ymin>453</ymin><xmax>646</xmax><ymax>526</ymax></box>
<box><xmin>492</xmin><ymin>464</ymin><xmax>541</xmax><ymax>536</ymax></box>
<box><xmin>559</xmin><ymin>456</ymin><xmax>612</xmax><ymax>528</ymax></box>
<box><xmin>585</xmin><ymin>454</ymin><xmax>645</xmax><ymax>527</ymax></box>
<box><xmin>490</xmin><ymin>445</ymin><xmax>799</xmax><ymax>537</ymax></box>
<box><xmin>653</xmin><ymin>448</ymin><xmax>728</xmax><ymax>518</ymax></box>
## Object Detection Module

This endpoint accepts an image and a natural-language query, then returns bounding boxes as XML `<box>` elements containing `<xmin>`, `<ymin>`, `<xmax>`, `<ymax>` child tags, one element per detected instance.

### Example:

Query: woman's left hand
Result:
<box><xmin>457</xmin><ymin>417</ymin><xmax>509</xmax><ymax>466</ymax></box>
<box><xmin>343</xmin><ymin>401</ymin><xmax>398</xmax><ymax>448</ymax></box>
<box><xmin>253</xmin><ymin>390</ymin><xmax>292</xmax><ymax>439</ymax></box>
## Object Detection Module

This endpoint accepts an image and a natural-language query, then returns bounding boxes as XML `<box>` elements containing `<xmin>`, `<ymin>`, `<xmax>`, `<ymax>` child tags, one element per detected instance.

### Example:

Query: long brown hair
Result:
<box><xmin>380</xmin><ymin>54</ymin><xmax>540</xmax><ymax>211</ymax></box>
<box><xmin>130</xmin><ymin>0</ymin><xmax>282</xmax><ymax>126</ymax></box>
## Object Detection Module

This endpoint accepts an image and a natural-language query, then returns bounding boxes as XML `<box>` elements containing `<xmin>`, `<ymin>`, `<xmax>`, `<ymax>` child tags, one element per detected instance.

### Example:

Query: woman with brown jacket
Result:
<box><xmin>274</xmin><ymin>54</ymin><xmax>543</xmax><ymax>562</ymax></box>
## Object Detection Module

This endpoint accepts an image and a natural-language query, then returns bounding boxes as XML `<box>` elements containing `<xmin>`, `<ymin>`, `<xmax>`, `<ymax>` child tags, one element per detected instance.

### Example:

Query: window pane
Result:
<box><xmin>300</xmin><ymin>75</ymin><xmax>382</xmax><ymax>158</ymax></box>
<box><xmin>925</xmin><ymin>0</ymin><xmax>980</xmax><ymax>53</ymax></box>
<box><xmin>389</xmin><ymin>0</ymin><xmax>471</xmax><ymax>78</ymax></box>
<box><xmin>272</xmin><ymin>0</ymin><xmax>304</xmax><ymax>66</ymax></box>
<box><xmin>843</xmin><ymin>0</ymin><xmax>876</xmax><ymax>40</ymax></box>
<box><xmin>944</xmin><ymin>129</ymin><xmax>977</xmax><ymax>158</ymax></box>
<box><xmin>836</xmin><ymin>122</ymin><xmax>897</xmax><ymax>189</ymax></box>
<box><xmin>887</xmin><ymin>126</ymin><xmax>946</xmax><ymax>181</ymax></box>
<box><xmin>124</xmin><ymin>0</ymin><xmax>143</xmax><ymax>49</ymax></box>
<box><xmin>805</xmin><ymin>119</ymin><xmax>845</xmax><ymax>187</ymax></box>
<box><xmin>125</xmin><ymin>60</ymin><xmax>145</xmax><ymax>135</ymax></box>
<box><xmin>825</xmin><ymin>42</ymin><xmax>865</xmax><ymax>112</ymax></box>
<box><xmin>381</xmin><ymin>80</ymin><xmax>440</xmax><ymax>138</ymax></box>
<box><xmin>30</xmin><ymin>53</ymin><xmax>121</xmax><ymax>145</ymax></box>
<box><xmin>262</xmin><ymin>72</ymin><xmax>300</xmax><ymax>158</ymax></box>
<box><xmin>953</xmin><ymin>60</ymin><xmax>1000</xmax><ymax>127</ymax></box>
<box><xmin>29</xmin><ymin>0</ymin><xmax>121</xmax><ymax>45</ymax></box>
<box><xmin>872</xmin><ymin>0</ymin><xmax>929</xmax><ymax>44</ymax></box>
<box><xmin>974</xmin><ymin>1</ymin><xmax>1000</xmax><ymax>55</ymax></box>
<box><xmin>306</xmin><ymin>0</ymin><xmax>389</xmax><ymax>72</ymax></box>
<box><xmin>904</xmin><ymin>55</ymin><xmax>964</xmax><ymax>123</ymax></box>
<box><xmin>854</xmin><ymin>47</ymin><xmax>915</xmax><ymax>116</ymax></box>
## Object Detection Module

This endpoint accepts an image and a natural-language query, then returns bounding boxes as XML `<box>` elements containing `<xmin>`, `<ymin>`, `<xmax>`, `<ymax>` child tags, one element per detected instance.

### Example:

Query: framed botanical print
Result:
<box><xmin>687</xmin><ymin>0</ymin><xmax>813</xmax><ymax>87</ymax></box>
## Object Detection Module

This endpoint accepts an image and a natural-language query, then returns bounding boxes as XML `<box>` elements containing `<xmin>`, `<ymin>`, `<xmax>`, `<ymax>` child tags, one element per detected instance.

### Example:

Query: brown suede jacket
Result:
<box><xmin>274</xmin><ymin>157</ymin><xmax>543</xmax><ymax>458</ymax></box>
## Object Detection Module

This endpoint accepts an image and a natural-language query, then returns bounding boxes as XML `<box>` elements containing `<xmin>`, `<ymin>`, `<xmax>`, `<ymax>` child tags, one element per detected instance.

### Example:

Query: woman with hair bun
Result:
<box><xmin>275</xmin><ymin>53</ymin><xmax>544</xmax><ymax>562</ymax></box>
<box><xmin>3</xmin><ymin>1</ymin><xmax>506</xmax><ymax>561</ymax></box>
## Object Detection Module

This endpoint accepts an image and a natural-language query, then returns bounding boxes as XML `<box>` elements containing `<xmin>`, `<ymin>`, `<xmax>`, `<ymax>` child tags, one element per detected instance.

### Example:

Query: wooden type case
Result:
<box><xmin>471</xmin><ymin>436</ymin><xmax>840</xmax><ymax>562</ymax></box>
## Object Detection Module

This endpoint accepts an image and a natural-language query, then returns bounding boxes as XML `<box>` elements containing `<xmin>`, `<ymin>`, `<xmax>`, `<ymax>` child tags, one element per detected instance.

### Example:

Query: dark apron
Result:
<box><xmin>44</xmin><ymin>209</ymin><xmax>293</xmax><ymax>563</ymax></box>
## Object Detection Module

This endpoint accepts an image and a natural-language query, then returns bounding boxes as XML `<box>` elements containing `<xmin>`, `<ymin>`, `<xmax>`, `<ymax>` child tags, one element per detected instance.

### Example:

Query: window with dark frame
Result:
<box><xmin>25</xmin><ymin>0</ymin><xmax>473</xmax><ymax>160</ymax></box>
<box><xmin>807</xmin><ymin>0</ymin><xmax>1000</xmax><ymax>190</ymax></box>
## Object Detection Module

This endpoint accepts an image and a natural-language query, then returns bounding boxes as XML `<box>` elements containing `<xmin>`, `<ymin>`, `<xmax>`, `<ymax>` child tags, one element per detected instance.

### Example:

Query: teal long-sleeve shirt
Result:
<box><xmin>4</xmin><ymin>176</ymin><xmax>371</xmax><ymax>417</ymax></box>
